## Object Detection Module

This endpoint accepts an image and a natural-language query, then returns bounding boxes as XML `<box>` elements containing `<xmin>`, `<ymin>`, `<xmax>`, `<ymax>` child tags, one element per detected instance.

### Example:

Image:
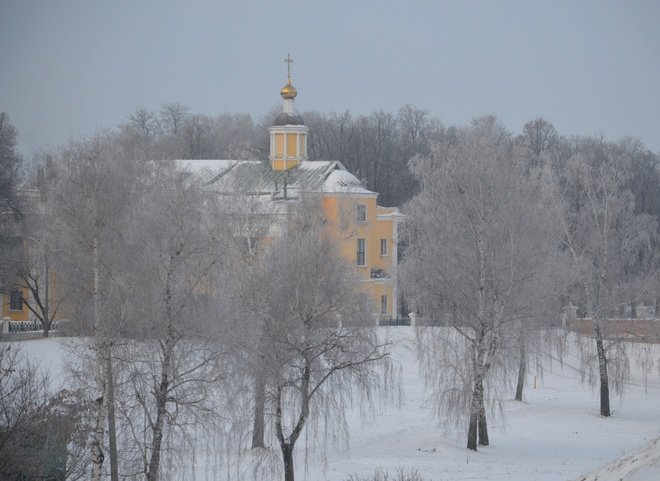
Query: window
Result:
<box><xmin>357</xmin><ymin>204</ymin><xmax>367</xmax><ymax>222</ymax></box>
<box><xmin>356</xmin><ymin>238</ymin><xmax>366</xmax><ymax>266</ymax></box>
<box><xmin>381</xmin><ymin>295</ymin><xmax>388</xmax><ymax>315</ymax></box>
<box><xmin>9</xmin><ymin>290</ymin><xmax>23</xmax><ymax>311</ymax></box>
<box><xmin>380</xmin><ymin>238</ymin><xmax>387</xmax><ymax>256</ymax></box>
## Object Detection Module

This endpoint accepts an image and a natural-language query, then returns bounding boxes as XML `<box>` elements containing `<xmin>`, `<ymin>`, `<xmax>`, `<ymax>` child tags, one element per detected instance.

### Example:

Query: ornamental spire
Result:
<box><xmin>285</xmin><ymin>53</ymin><xmax>293</xmax><ymax>83</ymax></box>
<box><xmin>280</xmin><ymin>53</ymin><xmax>297</xmax><ymax>100</ymax></box>
<box><xmin>270</xmin><ymin>55</ymin><xmax>308</xmax><ymax>171</ymax></box>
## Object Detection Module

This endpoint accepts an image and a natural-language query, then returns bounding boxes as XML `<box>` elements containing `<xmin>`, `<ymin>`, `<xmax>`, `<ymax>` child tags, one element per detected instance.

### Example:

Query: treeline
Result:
<box><xmin>110</xmin><ymin>103</ymin><xmax>660</xmax><ymax>214</ymax></box>
<box><xmin>110</xmin><ymin>103</ymin><xmax>440</xmax><ymax>206</ymax></box>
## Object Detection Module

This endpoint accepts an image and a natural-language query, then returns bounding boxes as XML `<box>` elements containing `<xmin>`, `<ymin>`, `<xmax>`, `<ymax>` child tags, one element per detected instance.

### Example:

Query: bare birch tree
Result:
<box><xmin>12</xmin><ymin>238</ymin><xmax>59</xmax><ymax>336</ymax></box>
<box><xmin>109</xmin><ymin>161</ymin><xmax>233</xmax><ymax>481</ymax></box>
<box><xmin>555</xmin><ymin>139</ymin><xmax>657</xmax><ymax>416</ymax></box>
<box><xmin>217</xmin><ymin>192</ymin><xmax>277</xmax><ymax>451</ymax></box>
<box><xmin>51</xmin><ymin>133</ymin><xmax>145</xmax><ymax>480</ymax></box>
<box><xmin>0</xmin><ymin>112</ymin><xmax>22</xmax><ymax>228</ymax></box>
<box><xmin>402</xmin><ymin>117</ymin><xmax>559</xmax><ymax>451</ymax></box>
<box><xmin>251</xmin><ymin>198</ymin><xmax>394</xmax><ymax>481</ymax></box>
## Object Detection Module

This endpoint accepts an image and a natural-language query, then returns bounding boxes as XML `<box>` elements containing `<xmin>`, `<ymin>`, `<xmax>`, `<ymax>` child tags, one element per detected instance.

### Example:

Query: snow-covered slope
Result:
<box><xmin>573</xmin><ymin>437</ymin><xmax>660</xmax><ymax>481</ymax></box>
<box><xmin>15</xmin><ymin>328</ymin><xmax>660</xmax><ymax>481</ymax></box>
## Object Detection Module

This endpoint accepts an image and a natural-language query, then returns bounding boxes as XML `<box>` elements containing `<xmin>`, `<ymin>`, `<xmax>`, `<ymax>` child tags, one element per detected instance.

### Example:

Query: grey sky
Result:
<box><xmin>1</xmin><ymin>0</ymin><xmax>659</xmax><ymax>158</ymax></box>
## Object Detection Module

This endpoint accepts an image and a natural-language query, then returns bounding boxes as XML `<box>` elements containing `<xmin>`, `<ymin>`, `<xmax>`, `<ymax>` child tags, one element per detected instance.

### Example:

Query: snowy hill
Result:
<box><xmin>573</xmin><ymin>437</ymin><xmax>660</xmax><ymax>481</ymax></box>
<box><xmin>16</xmin><ymin>327</ymin><xmax>660</xmax><ymax>481</ymax></box>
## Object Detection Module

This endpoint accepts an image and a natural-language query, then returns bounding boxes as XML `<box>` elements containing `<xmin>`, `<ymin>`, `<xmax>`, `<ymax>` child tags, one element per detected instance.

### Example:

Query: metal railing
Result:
<box><xmin>378</xmin><ymin>318</ymin><xmax>411</xmax><ymax>326</ymax></box>
<box><xmin>7</xmin><ymin>319</ymin><xmax>62</xmax><ymax>333</ymax></box>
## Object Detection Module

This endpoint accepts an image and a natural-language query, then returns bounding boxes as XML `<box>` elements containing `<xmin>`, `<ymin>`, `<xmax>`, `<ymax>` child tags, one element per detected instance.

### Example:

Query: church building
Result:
<box><xmin>186</xmin><ymin>58</ymin><xmax>404</xmax><ymax>321</ymax></box>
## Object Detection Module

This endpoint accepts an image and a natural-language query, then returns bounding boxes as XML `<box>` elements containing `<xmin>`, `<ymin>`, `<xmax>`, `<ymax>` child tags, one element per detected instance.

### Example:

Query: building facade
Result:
<box><xmin>0</xmin><ymin>189</ymin><xmax>59</xmax><ymax>325</ymax></box>
<box><xmin>183</xmin><ymin>69</ymin><xmax>403</xmax><ymax>321</ymax></box>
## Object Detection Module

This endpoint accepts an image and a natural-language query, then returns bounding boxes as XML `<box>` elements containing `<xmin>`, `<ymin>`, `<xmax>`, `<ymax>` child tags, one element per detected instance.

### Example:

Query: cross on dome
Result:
<box><xmin>285</xmin><ymin>53</ymin><xmax>293</xmax><ymax>82</ymax></box>
<box><xmin>280</xmin><ymin>53</ymin><xmax>297</xmax><ymax>100</ymax></box>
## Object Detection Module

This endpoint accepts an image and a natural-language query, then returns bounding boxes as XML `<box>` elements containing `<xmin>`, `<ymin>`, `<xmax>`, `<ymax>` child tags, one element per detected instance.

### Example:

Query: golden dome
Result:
<box><xmin>280</xmin><ymin>81</ymin><xmax>297</xmax><ymax>99</ymax></box>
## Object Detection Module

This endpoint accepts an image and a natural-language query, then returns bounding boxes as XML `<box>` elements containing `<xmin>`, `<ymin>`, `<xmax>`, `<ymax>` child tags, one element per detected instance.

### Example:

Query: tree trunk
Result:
<box><xmin>476</xmin><ymin>378</ymin><xmax>489</xmax><ymax>446</ymax></box>
<box><xmin>594</xmin><ymin>321</ymin><xmax>611</xmax><ymax>417</ymax></box>
<box><xmin>106</xmin><ymin>345</ymin><xmax>119</xmax><ymax>481</ymax></box>
<box><xmin>90</xmin><ymin>234</ymin><xmax>107</xmax><ymax>481</ymax></box>
<box><xmin>595</xmin><ymin>238</ymin><xmax>611</xmax><ymax>417</ymax></box>
<box><xmin>478</xmin><ymin>404</ymin><xmax>489</xmax><ymax>446</ymax></box>
<box><xmin>281</xmin><ymin>442</ymin><xmax>295</xmax><ymax>481</ymax></box>
<box><xmin>148</xmin><ymin>268</ymin><xmax>176</xmax><ymax>481</ymax></box>
<box><xmin>275</xmin><ymin>386</ymin><xmax>297</xmax><ymax>481</ymax></box>
<box><xmin>467</xmin><ymin>383</ymin><xmax>480</xmax><ymax>451</ymax></box>
<box><xmin>91</xmin><ymin>361</ymin><xmax>108</xmax><ymax>481</ymax></box>
<box><xmin>146</xmin><ymin>359</ymin><xmax>170</xmax><ymax>481</ymax></box>
<box><xmin>515</xmin><ymin>336</ymin><xmax>526</xmax><ymax>402</ymax></box>
<box><xmin>274</xmin><ymin>357</ymin><xmax>311</xmax><ymax>481</ymax></box>
<box><xmin>479</xmin><ymin>405</ymin><xmax>490</xmax><ymax>446</ymax></box>
<box><xmin>43</xmin><ymin>246</ymin><xmax>50</xmax><ymax>337</ymax></box>
<box><xmin>585</xmin><ymin>278</ymin><xmax>611</xmax><ymax>417</ymax></box>
<box><xmin>251</xmin><ymin>371</ymin><xmax>266</xmax><ymax>449</ymax></box>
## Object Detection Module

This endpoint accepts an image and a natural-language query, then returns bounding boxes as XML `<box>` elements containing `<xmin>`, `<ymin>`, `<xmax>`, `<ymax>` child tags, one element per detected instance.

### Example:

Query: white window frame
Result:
<box><xmin>357</xmin><ymin>204</ymin><xmax>367</xmax><ymax>222</ymax></box>
<box><xmin>9</xmin><ymin>290</ymin><xmax>23</xmax><ymax>311</ymax></box>
<box><xmin>356</xmin><ymin>238</ymin><xmax>366</xmax><ymax>266</ymax></box>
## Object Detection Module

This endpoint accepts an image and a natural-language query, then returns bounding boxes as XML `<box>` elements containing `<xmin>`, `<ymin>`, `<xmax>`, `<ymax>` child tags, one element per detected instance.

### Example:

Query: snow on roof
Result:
<box><xmin>176</xmin><ymin>159</ymin><xmax>258</xmax><ymax>177</ymax></box>
<box><xmin>322</xmin><ymin>168</ymin><xmax>374</xmax><ymax>194</ymax></box>
<box><xmin>175</xmin><ymin>159</ymin><xmax>242</xmax><ymax>172</ymax></box>
<box><xmin>169</xmin><ymin>159</ymin><xmax>374</xmax><ymax>196</ymax></box>
<box><xmin>297</xmin><ymin>160</ymin><xmax>334</xmax><ymax>171</ymax></box>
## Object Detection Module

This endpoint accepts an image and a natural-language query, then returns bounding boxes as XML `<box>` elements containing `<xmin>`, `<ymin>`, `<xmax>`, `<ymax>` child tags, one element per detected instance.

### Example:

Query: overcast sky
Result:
<box><xmin>1</xmin><ymin>0</ymin><xmax>659</xmax><ymax>158</ymax></box>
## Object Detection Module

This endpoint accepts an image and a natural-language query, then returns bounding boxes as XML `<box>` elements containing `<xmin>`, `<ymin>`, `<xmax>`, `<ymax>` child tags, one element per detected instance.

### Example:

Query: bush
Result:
<box><xmin>345</xmin><ymin>467</ymin><xmax>426</xmax><ymax>481</ymax></box>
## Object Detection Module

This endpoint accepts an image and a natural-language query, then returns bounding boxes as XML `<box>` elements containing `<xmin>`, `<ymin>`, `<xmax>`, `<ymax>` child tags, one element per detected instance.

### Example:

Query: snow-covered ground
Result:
<box><xmin>16</xmin><ymin>328</ymin><xmax>660</xmax><ymax>481</ymax></box>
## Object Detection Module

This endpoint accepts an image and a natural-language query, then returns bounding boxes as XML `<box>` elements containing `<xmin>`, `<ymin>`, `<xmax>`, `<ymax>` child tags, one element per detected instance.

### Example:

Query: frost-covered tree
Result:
<box><xmin>555</xmin><ymin>138</ymin><xmax>658</xmax><ymax>416</ymax></box>
<box><xmin>51</xmin><ymin>133</ymin><xmax>146</xmax><ymax>481</ymax></box>
<box><xmin>0</xmin><ymin>344</ymin><xmax>93</xmax><ymax>481</ymax></box>
<box><xmin>402</xmin><ymin>116</ymin><xmax>559</xmax><ymax>451</ymax></box>
<box><xmin>107</xmin><ymin>161</ymin><xmax>239</xmax><ymax>481</ymax></box>
<box><xmin>0</xmin><ymin>112</ymin><xmax>23</xmax><ymax>288</ymax></box>
<box><xmin>0</xmin><ymin>112</ymin><xmax>22</xmax><ymax>226</ymax></box>
<box><xmin>252</xmin><ymin>198</ymin><xmax>394</xmax><ymax>481</ymax></box>
<box><xmin>521</xmin><ymin>117</ymin><xmax>558</xmax><ymax>162</ymax></box>
<box><xmin>216</xmin><ymin>191</ymin><xmax>278</xmax><ymax>451</ymax></box>
<box><xmin>0</xmin><ymin>344</ymin><xmax>51</xmax><ymax>478</ymax></box>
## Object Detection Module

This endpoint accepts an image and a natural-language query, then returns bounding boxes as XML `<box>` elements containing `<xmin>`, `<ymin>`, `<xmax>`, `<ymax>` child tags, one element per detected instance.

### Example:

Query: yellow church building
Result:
<box><xmin>184</xmin><ymin>63</ymin><xmax>404</xmax><ymax>321</ymax></box>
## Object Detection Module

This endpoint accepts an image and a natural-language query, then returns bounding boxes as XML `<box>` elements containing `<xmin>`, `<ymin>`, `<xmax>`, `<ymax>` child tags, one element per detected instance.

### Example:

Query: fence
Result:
<box><xmin>4</xmin><ymin>319</ymin><xmax>63</xmax><ymax>333</ymax></box>
<box><xmin>377</xmin><ymin>317</ymin><xmax>446</xmax><ymax>327</ymax></box>
<box><xmin>566</xmin><ymin>318</ymin><xmax>660</xmax><ymax>343</ymax></box>
<box><xmin>378</xmin><ymin>317</ymin><xmax>411</xmax><ymax>326</ymax></box>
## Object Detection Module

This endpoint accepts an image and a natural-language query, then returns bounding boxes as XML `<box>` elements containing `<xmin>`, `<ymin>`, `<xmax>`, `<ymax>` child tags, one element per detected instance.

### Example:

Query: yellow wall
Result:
<box><xmin>321</xmin><ymin>194</ymin><xmax>398</xmax><ymax>319</ymax></box>
<box><xmin>271</xmin><ymin>132</ymin><xmax>304</xmax><ymax>171</ymax></box>
<box><xmin>272</xmin><ymin>159</ymin><xmax>300</xmax><ymax>171</ymax></box>
<box><xmin>286</xmin><ymin>133</ymin><xmax>297</xmax><ymax>157</ymax></box>
<box><xmin>1</xmin><ymin>267</ymin><xmax>66</xmax><ymax>323</ymax></box>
